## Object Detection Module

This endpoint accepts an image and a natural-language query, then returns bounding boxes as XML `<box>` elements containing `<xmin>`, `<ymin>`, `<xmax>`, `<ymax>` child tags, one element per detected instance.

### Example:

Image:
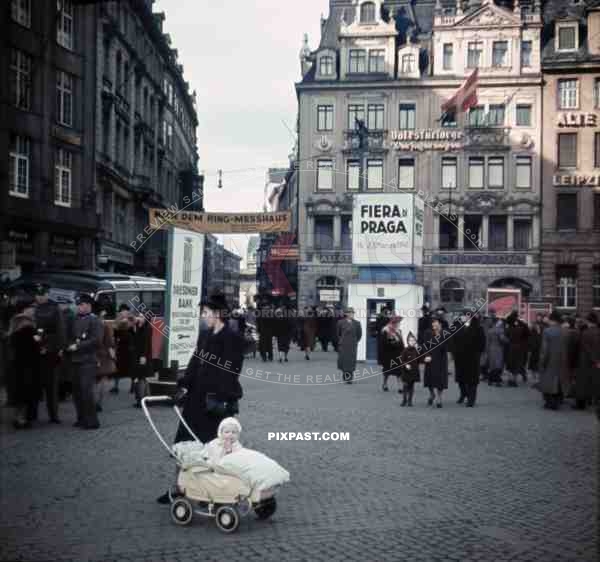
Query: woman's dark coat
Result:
<box><xmin>132</xmin><ymin>321</ymin><xmax>153</xmax><ymax>379</ymax></box>
<box><xmin>114</xmin><ymin>320</ymin><xmax>135</xmax><ymax>380</ymax></box>
<box><xmin>451</xmin><ymin>318</ymin><xmax>486</xmax><ymax>385</ymax></box>
<box><xmin>400</xmin><ymin>346</ymin><xmax>420</xmax><ymax>384</ymax></box>
<box><xmin>528</xmin><ymin>325</ymin><xmax>542</xmax><ymax>372</ymax></box>
<box><xmin>422</xmin><ymin>329</ymin><xmax>449</xmax><ymax>390</ymax></box>
<box><xmin>379</xmin><ymin>328</ymin><xmax>405</xmax><ymax>377</ymax></box>
<box><xmin>175</xmin><ymin>325</ymin><xmax>244</xmax><ymax>444</ymax></box>
<box><xmin>275</xmin><ymin>311</ymin><xmax>293</xmax><ymax>353</ymax></box>
<box><xmin>506</xmin><ymin>318</ymin><xmax>530</xmax><ymax>373</ymax></box>
<box><xmin>573</xmin><ymin>326</ymin><xmax>600</xmax><ymax>401</ymax></box>
<box><xmin>9</xmin><ymin>314</ymin><xmax>39</xmax><ymax>405</ymax></box>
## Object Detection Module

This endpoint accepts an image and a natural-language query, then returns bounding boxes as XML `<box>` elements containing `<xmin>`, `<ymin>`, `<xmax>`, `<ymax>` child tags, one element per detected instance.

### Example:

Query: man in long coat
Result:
<box><xmin>539</xmin><ymin>311</ymin><xmax>564</xmax><ymax>410</ymax></box>
<box><xmin>506</xmin><ymin>311</ymin><xmax>530</xmax><ymax>386</ymax></box>
<box><xmin>452</xmin><ymin>310</ymin><xmax>487</xmax><ymax>407</ymax></box>
<box><xmin>337</xmin><ymin>308</ymin><xmax>362</xmax><ymax>384</ymax></box>
<box><xmin>573</xmin><ymin>312</ymin><xmax>600</xmax><ymax>410</ymax></box>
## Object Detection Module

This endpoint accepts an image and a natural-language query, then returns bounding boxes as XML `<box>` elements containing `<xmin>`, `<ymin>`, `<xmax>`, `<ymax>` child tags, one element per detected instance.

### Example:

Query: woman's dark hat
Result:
<box><xmin>201</xmin><ymin>292</ymin><xmax>230</xmax><ymax>313</ymax></box>
<box><xmin>76</xmin><ymin>293</ymin><xmax>94</xmax><ymax>306</ymax></box>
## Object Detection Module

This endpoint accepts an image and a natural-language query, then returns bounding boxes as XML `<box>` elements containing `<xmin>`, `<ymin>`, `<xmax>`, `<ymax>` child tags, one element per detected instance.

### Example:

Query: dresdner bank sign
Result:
<box><xmin>352</xmin><ymin>193</ymin><xmax>424</xmax><ymax>267</ymax></box>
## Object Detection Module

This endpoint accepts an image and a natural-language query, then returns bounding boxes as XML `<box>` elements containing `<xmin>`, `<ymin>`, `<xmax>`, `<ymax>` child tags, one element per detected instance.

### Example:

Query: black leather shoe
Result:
<box><xmin>457</xmin><ymin>396</ymin><xmax>465</xmax><ymax>404</ymax></box>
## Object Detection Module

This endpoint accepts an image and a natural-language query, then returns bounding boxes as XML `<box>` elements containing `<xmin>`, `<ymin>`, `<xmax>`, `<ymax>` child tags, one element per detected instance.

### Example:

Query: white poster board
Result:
<box><xmin>352</xmin><ymin>193</ymin><xmax>420</xmax><ymax>266</ymax></box>
<box><xmin>165</xmin><ymin>226</ymin><xmax>205</xmax><ymax>370</ymax></box>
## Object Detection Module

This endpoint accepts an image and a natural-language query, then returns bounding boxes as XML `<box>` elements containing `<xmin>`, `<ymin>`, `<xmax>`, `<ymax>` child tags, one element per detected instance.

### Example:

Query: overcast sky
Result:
<box><xmin>155</xmin><ymin>0</ymin><xmax>325</xmax><ymax>263</ymax></box>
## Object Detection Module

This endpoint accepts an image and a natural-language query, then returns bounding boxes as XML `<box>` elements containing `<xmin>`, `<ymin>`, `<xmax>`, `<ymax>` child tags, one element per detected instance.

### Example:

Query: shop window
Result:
<box><xmin>489</xmin><ymin>215</ymin><xmax>507</xmax><ymax>250</ymax></box>
<box><xmin>440</xmin><ymin>279</ymin><xmax>465</xmax><ymax>305</ymax></box>
<box><xmin>556</xmin><ymin>266</ymin><xmax>577</xmax><ymax>309</ymax></box>
<box><xmin>463</xmin><ymin>215</ymin><xmax>482</xmax><ymax>251</ymax></box>
<box><xmin>439</xmin><ymin>215</ymin><xmax>458</xmax><ymax>250</ymax></box>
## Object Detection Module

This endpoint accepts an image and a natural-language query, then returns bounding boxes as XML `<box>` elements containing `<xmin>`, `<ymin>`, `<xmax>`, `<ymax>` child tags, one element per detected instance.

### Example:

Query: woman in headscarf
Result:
<box><xmin>379</xmin><ymin>313</ymin><xmax>404</xmax><ymax>392</ymax></box>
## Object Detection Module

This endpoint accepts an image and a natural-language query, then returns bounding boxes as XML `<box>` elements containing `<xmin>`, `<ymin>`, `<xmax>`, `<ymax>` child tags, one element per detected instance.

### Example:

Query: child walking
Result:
<box><xmin>399</xmin><ymin>333</ymin><xmax>420</xmax><ymax>406</ymax></box>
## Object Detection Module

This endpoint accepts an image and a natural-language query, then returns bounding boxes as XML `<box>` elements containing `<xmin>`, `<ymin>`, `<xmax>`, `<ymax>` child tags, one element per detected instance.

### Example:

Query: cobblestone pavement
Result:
<box><xmin>1</xmin><ymin>350</ymin><xmax>598</xmax><ymax>562</ymax></box>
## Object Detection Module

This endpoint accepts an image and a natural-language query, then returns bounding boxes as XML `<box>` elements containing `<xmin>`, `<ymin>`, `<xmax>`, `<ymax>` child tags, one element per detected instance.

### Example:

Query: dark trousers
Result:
<box><xmin>343</xmin><ymin>371</ymin><xmax>353</xmax><ymax>383</ymax></box>
<box><xmin>259</xmin><ymin>337</ymin><xmax>273</xmax><ymax>361</ymax></box>
<box><xmin>37</xmin><ymin>353</ymin><xmax>59</xmax><ymax>420</ymax></box>
<box><xmin>71</xmin><ymin>362</ymin><xmax>99</xmax><ymax>427</ymax></box>
<box><xmin>458</xmin><ymin>381</ymin><xmax>467</xmax><ymax>400</ymax></box>
<box><xmin>465</xmin><ymin>383</ymin><xmax>478</xmax><ymax>406</ymax></box>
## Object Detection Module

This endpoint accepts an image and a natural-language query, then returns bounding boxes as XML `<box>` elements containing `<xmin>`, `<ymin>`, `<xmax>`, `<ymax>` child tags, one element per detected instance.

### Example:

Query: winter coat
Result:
<box><xmin>33</xmin><ymin>300</ymin><xmax>66</xmax><ymax>354</ymax></box>
<box><xmin>506</xmin><ymin>319</ymin><xmax>530</xmax><ymax>373</ymax></box>
<box><xmin>486</xmin><ymin>321</ymin><xmax>506</xmax><ymax>372</ymax></box>
<box><xmin>379</xmin><ymin>327</ymin><xmax>405</xmax><ymax>377</ymax></box>
<box><xmin>528</xmin><ymin>326</ymin><xmax>542</xmax><ymax>372</ymax></box>
<box><xmin>175</xmin><ymin>324</ymin><xmax>244</xmax><ymax>444</ymax></box>
<box><xmin>257</xmin><ymin>311</ymin><xmax>275</xmax><ymax>353</ymax></box>
<box><xmin>275</xmin><ymin>311</ymin><xmax>293</xmax><ymax>352</ymax></box>
<box><xmin>422</xmin><ymin>328</ymin><xmax>449</xmax><ymax>390</ymax></box>
<box><xmin>337</xmin><ymin>319</ymin><xmax>362</xmax><ymax>374</ymax></box>
<box><xmin>97</xmin><ymin>320</ymin><xmax>116</xmax><ymax>377</ymax></box>
<box><xmin>400</xmin><ymin>346</ymin><xmax>420</xmax><ymax>384</ymax></box>
<box><xmin>66</xmin><ymin>313</ymin><xmax>104</xmax><ymax>366</ymax></box>
<box><xmin>539</xmin><ymin>325</ymin><xmax>563</xmax><ymax>396</ymax></box>
<box><xmin>114</xmin><ymin>319</ymin><xmax>135</xmax><ymax>379</ymax></box>
<box><xmin>8</xmin><ymin>314</ymin><xmax>39</xmax><ymax>404</ymax></box>
<box><xmin>132</xmin><ymin>321</ymin><xmax>153</xmax><ymax>379</ymax></box>
<box><xmin>451</xmin><ymin>319</ymin><xmax>486</xmax><ymax>385</ymax></box>
<box><xmin>417</xmin><ymin>314</ymin><xmax>432</xmax><ymax>346</ymax></box>
<box><xmin>573</xmin><ymin>326</ymin><xmax>600</xmax><ymax>401</ymax></box>
<box><xmin>560</xmin><ymin>327</ymin><xmax>580</xmax><ymax>397</ymax></box>
<box><xmin>302</xmin><ymin>314</ymin><xmax>318</xmax><ymax>349</ymax></box>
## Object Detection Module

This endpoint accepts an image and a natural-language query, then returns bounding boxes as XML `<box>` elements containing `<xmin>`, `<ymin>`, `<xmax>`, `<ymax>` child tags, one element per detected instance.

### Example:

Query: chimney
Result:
<box><xmin>589</xmin><ymin>8</ymin><xmax>600</xmax><ymax>56</ymax></box>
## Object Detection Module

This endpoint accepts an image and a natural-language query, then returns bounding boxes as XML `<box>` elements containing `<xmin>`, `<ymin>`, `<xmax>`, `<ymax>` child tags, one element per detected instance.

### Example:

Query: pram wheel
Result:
<box><xmin>254</xmin><ymin>497</ymin><xmax>277</xmax><ymax>520</ymax></box>
<box><xmin>215</xmin><ymin>505</ymin><xmax>240</xmax><ymax>533</ymax></box>
<box><xmin>171</xmin><ymin>498</ymin><xmax>193</xmax><ymax>526</ymax></box>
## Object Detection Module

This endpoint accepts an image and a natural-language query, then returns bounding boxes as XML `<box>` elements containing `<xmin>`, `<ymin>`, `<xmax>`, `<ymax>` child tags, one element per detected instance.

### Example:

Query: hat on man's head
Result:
<box><xmin>586</xmin><ymin>311</ymin><xmax>599</xmax><ymax>325</ymax></box>
<box><xmin>344</xmin><ymin>307</ymin><xmax>355</xmax><ymax>314</ymax></box>
<box><xmin>34</xmin><ymin>283</ymin><xmax>49</xmax><ymax>296</ymax></box>
<box><xmin>76</xmin><ymin>293</ymin><xmax>94</xmax><ymax>306</ymax></box>
<box><xmin>201</xmin><ymin>292</ymin><xmax>230</xmax><ymax>313</ymax></box>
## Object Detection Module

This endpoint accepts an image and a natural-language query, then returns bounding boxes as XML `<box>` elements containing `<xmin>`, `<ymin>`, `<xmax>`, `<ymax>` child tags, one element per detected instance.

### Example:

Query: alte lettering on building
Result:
<box><xmin>556</xmin><ymin>113</ymin><xmax>599</xmax><ymax>128</ymax></box>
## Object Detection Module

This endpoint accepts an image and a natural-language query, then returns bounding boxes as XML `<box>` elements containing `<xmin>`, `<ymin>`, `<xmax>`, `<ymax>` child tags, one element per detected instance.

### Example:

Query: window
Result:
<box><xmin>463</xmin><ymin>215</ymin><xmax>482</xmax><ymax>251</ymax></box>
<box><xmin>315</xmin><ymin>217</ymin><xmax>334</xmax><ymax>250</ymax></box>
<box><xmin>556</xmin><ymin>266</ymin><xmax>577</xmax><ymax>308</ymax></box>
<box><xmin>521</xmin><ymin>41</ymin><xmax>532</xmax><ymax>68</ymax></box>
<box><xmin>489</xmin><ymin>216</ymin><xmax>507</xmax><ymax>250</ymax></box>
<box><xmin>56</xmin><ymin>70</ymin><xmax>73</xmax><ymax>126</ymax></box>
<box><xmin>488</xmin><ymin>104</ymin><xmax>505</xmax><ymax>126</ymax></box>
<box><xmin>443</xmin><ymin>43</ymin><xmax>453</xmax><ymax>70</ymax></box>
<box><xmin>514</xmin><ymin>219</ymin><xmax>532</xmax><ymax>250</ymax></box>
<box><xmin>595</xmin><ymin>193</ymin><xmax>600</xmax><ymax>230</ymax></box>
<box><xmin>401</xmin><ymin>54</ymin><xmax>416</xmax><ymax>74</ymax></box>
<box><xmin>558</xmin><ymin>133</ymin><xmax>577</xmax><ymax>168</ymax></box>
<box><xmin>348</xmin><ymin>104</ymin><xmax>364</xmax><ymax>129</ymax></box>
<box><xmin>11</xmin><ymin>0</ymin><xmax>31</xmax><ymax>27</ymax></box>
<box><xmin>557</xmin><ymin>193</ymin><xmax>577</xmax><ymax>230</ymax></box>
<box><xmin>515</xmin><ymin>156</ymin><xmax>532</xmax><ymax>189</ymax></box>
<box><xmin>360</xmin><ymin>1</ymin><xmax>376</xmax><ymax>23</ymax></box>
<box><xmin>317</xmin><ymin>159</ymin><xmax>333</xmax><ymax>191</ymax></box>
<box><xmin>366</xmin><ymin>159</ymin><xmax>383</xmax><ymax>190</ymax></box>
<box><xmin>54</xmin><ymin>148</ymin><xmax>72</xmax><ymax>206</ymax></box>
<box><xmin>8</xmin><ymin>134</ymin><xmax>30</xmax><ymax>198</ymax></box>
<box><xmin>349</xmin><ymin>50</ymin><xmax>367</xmax><ymax>73</ymax></box>
<box><xmin>558</xmin><ymin>79</ymin><xmax>578</xmax><ymax>109</ymax></box>
<box><xmin>516</xmin><ymin>104</ymin><xmax>531</xmax><ymax>126</ymax></box>
<box><xmin>492</xmin><ymin>41</ymin><xmax>508</xmax><ymax>67</ymax></box>
<box><xmin>441</xmin><ymin>279</ymin><xmax>465</xmax><ymax>304</ymax></box>
<box><xmin>367</xmin><ymin>104</ymin><xmax>384</xmax><ymax>130</ymax></box>
<box><xmin>57</xmin><ymin>0</ymin><xmax>74</xmax><ymax>50</ymax></box>
<box><xmin>341</xmin><ymin>217</ymin><xmax>352</xmax><ymax>251</ymax></box>
<box><xmin>593</xmin><ymin>267</ymin><xmax>600</xmax><ymax>308</ymax></box>
<box><xmin>441</xmin><ymin>157</ymin><xmax>457</xmax><ymax>189</ymax></box>
<box><xmin>439</xmin><ymin>215</ymin><xmax>458</xmax><ymax>249</ymax></box>
<box><xmin>398</xmin><ymin>159</ymin><xmax>415</xmax><ymax>190</ymax></box>
<box><xmin>346</xmin><ymin>160</ymin><xmax>360</xmax><ymax>191</ymax></box>
<box><xmin>317</xmin><ymin>105</ymin><xmax>334</xmax><ymax>131</ymax></box>
<box><xmin>320</xmin><ymin>56</ymin><xmax>334</xmax><ymax>76</ymax></box>
<box><xmin>467</xmin><ymin>42</ymin><xmax>482</xmax><ymax>68</ymax></box>
<box><xmin>9</xmin><ymin>49</ymin><xmax>31</xmax><ymax>110</ymax></box>
<box><xmin>468</xmin><ymin>106</ymin><xmax>485</xmax><ymax>127</ymax></box>
<box><xmin>557</xmin><ymin>25</ymin><xmax>577</xmax><ymax>51</ymax></box>
<box><xmin>488</xmin><ymin>157</ymin><xmax>504</xmax><ymax>189</ymax></box>
<box><xmin>595</xmin><ymin>79</ymin><xmax>600</xmax><ymax>109</ymax></box>
<box><xmin>468</xmin><ymin>157</ymin><xmax>484</xmax><ymax>188</ymax></box>
<box><xmin>399</xmin><ymin>104</ymin><xmax>416</xmax><ymax>130</ymax></box>
<box><xmin>441</xmin><ymin>110</ymin><xmax>457</xmax><ymax>128</ymax></box>
<box><xmin>368</xmin><ymin>50</ymin><xmax>385</xmax><ymax>73</ymax></box>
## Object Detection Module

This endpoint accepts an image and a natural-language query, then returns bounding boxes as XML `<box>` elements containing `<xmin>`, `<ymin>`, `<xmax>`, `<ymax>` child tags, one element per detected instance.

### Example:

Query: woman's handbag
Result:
<box><xmin>205</xmin><ymin>393</ymin><xmax>239</xmax><ymax>417</ymax></box>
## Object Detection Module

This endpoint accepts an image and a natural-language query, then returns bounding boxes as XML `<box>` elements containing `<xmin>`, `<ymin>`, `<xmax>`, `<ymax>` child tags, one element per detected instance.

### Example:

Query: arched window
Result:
<box><xmin>360</xmin><ymin>2</ymin><xmax>376</xmax><ymax>23</ymax></box>
<box><xmin>440</xmin><ymin>279</ymin><xmax>465</xmax><ymax>304</ymax></box>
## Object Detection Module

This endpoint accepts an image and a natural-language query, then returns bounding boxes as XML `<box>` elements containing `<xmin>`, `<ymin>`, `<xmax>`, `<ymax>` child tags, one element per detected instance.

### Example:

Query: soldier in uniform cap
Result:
<box><xmin>65</xmin><ymin>293</ymin><xmax>103</xmax><ymax>429</ymax></box>
<box><xmin>33</xmin><ymin>283</ymin><xmax>66</xmax><ymax>423</ymax></box>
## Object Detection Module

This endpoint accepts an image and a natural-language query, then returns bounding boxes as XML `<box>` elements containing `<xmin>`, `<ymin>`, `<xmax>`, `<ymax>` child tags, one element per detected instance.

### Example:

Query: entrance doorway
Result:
<box><xmin>366</xmin><ymin>299</ymin><xmax>394</xmax><ymax>361</ymax></box>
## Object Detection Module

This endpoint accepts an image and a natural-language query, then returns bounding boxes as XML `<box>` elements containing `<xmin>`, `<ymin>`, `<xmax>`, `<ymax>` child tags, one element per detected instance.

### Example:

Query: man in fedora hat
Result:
<box><xmin>66</xmin><ymin>294</ymin><xmax>103</xmax><ymax>429</ymax></box>
<box><xmin>337</xmin><ymin>307</ymin><xmax>362</xmax><ymax>384</ymax></box>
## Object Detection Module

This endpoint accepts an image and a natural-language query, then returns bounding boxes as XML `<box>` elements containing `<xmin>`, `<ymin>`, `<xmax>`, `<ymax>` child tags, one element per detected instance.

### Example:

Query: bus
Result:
<box><xmin>8</xmin><ymin>270</ymin><xmax>167</xmax><ymax>367</ymax></box>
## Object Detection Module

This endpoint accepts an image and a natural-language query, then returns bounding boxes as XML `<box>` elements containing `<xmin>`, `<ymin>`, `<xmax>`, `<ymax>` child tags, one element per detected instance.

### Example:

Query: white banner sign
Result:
<box><xmin>352</xmin><ymin>193</ymin><xmax>422</xmax><ymax>266</ymax></box>
<box><xmin>165</xmin><ymin>227</ymin><xmax>205</xmax><ymax>370</ymax></box>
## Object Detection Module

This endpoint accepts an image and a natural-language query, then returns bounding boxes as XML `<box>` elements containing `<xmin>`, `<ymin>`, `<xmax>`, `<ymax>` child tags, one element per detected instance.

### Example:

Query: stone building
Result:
<box><xmin>203</xmin><ymin>234</ymin><xmax>242</xmax><ymax>308</ymax></box>
<box><xmin>540</xmin><ymin>1</ymin><xmax>600</xmax><ymax>313</ymax></box>
<box><xmin>295</xmin><ymin>0</ymin><xmax>543</xmax><ymax>313</ymax></box>
<box><xmin>1</xmin><ymin>0</ymin><xmax>98</xmax><ymax>275</ymax></box>
<box><xmin>95</xmin><ymin>0</ymin><xmax>200</xmax><ymax>275</ymax></box>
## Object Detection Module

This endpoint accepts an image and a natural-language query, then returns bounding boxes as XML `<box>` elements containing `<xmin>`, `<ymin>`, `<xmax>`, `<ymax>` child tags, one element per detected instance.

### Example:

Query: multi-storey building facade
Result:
<box><xmin>203</xmin><ymin>234</ymin><xmax>242</xmax><ymax>308</ymax></box>
<box><xmin>540</xmin><ymin>1</ymin><xmax>600</xmax><ymax>314</ymax></box>
<box><xmin>1</xmin><ymin>0</ymin><xmax>98</xmax><ymax>274</ymax></box>
<box><xmin>296</xmin><ymin>0</ymin><xmax>543</xmax><ymax>312</ymax></box>
<box><xmin>95</xmin><ymin>0</ymin><xmax>200</xmax><ymax>275</ymax></box>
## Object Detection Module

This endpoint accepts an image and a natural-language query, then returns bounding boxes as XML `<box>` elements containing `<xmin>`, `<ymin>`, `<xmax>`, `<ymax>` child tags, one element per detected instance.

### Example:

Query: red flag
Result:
<box><xmin>441</xmin><ymin>69</ymin><xmax>479</xmax><ymax>114</ymax></box>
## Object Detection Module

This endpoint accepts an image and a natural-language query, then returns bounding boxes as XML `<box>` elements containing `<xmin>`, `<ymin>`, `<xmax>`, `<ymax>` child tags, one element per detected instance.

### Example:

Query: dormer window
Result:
<box><xmin>401</xmin><ymin>53</ymin><xmax>416</xmax><ymax>74</ymax></box>
<box><xmin>320</xmin><ymin>56</ymin><xmax>334</xmax><ymax>76</ymax></box>
<box><xmin>556</xmin><ymin>23</ymin><xmax>578</xmax><ymax>51</ymax></box>
<box><xmin>360</xmin><ymin>2</ymin><xmax>377</xmax><ymax>23</ymax></box>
